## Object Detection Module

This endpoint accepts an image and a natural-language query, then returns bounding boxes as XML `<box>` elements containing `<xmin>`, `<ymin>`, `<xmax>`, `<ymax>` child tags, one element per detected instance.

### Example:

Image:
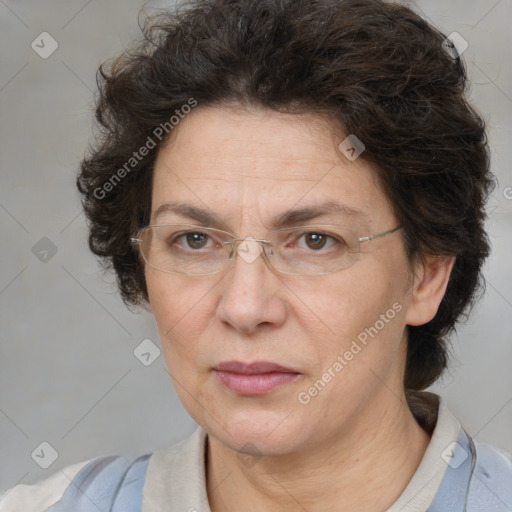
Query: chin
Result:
<box><xmin>203</xmin><ymin>406</ymin><xmax>306</xmax><ymax>456</ymax></box>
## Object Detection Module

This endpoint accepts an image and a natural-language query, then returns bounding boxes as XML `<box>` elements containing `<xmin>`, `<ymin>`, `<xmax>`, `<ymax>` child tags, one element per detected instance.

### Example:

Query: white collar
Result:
<box><xmin>387</xmin><ymin>396</ymin><xmax>462</xmax><ymax>511</ymax></box>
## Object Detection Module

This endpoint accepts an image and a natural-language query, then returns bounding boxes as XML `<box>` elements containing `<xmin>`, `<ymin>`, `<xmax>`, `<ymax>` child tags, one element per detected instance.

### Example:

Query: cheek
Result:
<box><xmin>147</xmin><ymin>271</ymin><xmax>219</xmax><ymax>420</ymax></box>
<box><xmin>288</xmin><ymin>259</ymin><xmax>410</xmax><ymax>363</ymax></box>
<box><xmin>287</xmin><ymin>273</ymin><xmax>410</xmax><ymax>416</ymax></box>
<box><xmin>146</xmin><ymin>270</ymin><xmax>219</xmax><ymax>356</ymax></box>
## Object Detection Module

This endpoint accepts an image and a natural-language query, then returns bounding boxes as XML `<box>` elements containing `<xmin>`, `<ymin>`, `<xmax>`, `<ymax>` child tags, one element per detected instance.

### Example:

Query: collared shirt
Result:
<box><xmin>2</xmin><ymin>393</ymin><xmax>511</xmax><ymax>511</ymax></box>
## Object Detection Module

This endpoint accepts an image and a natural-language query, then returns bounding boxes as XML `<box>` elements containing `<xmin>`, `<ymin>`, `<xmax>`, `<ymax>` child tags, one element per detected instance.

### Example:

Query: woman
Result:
<box><xmin>2</xmin><ymin>0</ymin><xmax>511</xmax><ymax>510</ymax></box>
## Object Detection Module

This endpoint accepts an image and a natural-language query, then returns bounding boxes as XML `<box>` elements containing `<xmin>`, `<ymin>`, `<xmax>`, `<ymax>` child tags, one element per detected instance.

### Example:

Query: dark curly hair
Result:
<box><xmin>77</xmin><ymin>0</ymin><xmax>495</xmax><ymax>399</ymax></box>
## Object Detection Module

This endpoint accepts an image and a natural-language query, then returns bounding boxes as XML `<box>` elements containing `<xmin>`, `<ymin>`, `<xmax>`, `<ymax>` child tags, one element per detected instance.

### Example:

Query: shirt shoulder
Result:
<box><xmin>0</xmin><ymin>460</ymin><xmax>90</xmax><ymax>512</ymax></box>
<box><xmin>467</xmin><ymin>440</ymin><xmax>512</xmax><ymax>511</ymax></box>
<box><xmin>0</xmin><ymin>454</ymin><xmax>151</xmax><ymax>512</ymax></box>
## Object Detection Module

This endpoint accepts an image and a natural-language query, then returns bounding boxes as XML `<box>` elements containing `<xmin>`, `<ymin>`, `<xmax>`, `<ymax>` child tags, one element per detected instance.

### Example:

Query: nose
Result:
<box><xmin>216</xmin><ymin>238</ymin><xmax>287</xmax><ymax>334</ymax></box>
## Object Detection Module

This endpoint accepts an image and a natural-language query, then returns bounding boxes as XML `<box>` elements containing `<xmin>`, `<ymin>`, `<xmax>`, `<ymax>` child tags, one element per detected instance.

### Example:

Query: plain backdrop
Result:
<box><xmin>0</xmin><ymin>0</ymin><xmax>511</xmax><ymax>493</ymax></box>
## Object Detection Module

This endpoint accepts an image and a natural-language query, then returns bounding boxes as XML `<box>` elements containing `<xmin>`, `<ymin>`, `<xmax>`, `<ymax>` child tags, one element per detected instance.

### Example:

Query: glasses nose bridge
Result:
<box><xmin>225</xmin><ymin>236</ymin><xmax>272</xmax><ymax>248</ymax></box>
<box><xmin>222</xmin><ymin>235</ymin><xmax>274</xmax><ymax>268</ymax></box>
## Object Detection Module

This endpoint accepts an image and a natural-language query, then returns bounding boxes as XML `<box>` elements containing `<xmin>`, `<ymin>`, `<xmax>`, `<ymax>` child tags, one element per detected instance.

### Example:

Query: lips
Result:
<box><xmin>213</xmin><ymin>360</ymin><xmax>301</xmax><ymax>395</ymax></box>
<box><xmin>213</xmin><ymin>360</ymin><xmax>299</xmax><ymax>374</ymax></box>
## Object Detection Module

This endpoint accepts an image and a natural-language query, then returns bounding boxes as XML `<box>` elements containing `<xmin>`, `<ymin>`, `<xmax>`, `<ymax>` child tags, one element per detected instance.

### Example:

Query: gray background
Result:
<box><xmin>0</xmin><ymin>0</ymin><xmax>511</xmax><ymax>493</ymax></box>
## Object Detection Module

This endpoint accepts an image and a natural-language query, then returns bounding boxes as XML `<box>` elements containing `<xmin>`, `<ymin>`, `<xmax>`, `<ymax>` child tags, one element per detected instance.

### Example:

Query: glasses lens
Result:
<box><xmin>135</xmin><ymin>224</ymin><xmax>362</xmax><ymax>276</ymax></box>
<box><xmin>138</xmin><ymin>225</ymin><xmax>230</xmax><ymax>275</ymax></box>
<box><xmin>265</xmin><ymin>226</ymin><xmax>360</xmax><ymax>275</ymax></box>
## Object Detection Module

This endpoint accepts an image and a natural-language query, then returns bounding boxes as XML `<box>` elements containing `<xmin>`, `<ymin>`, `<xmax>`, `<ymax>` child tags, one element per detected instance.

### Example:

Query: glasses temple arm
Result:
<box><xmin>359</xmin><ymin>225</ymin><xmax>402</xmax><ymax>243</ymax></box>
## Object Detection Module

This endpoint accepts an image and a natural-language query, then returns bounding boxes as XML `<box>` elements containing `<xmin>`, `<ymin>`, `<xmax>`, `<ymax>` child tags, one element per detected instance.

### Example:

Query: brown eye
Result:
<box><xmin>304</xmin><ymin>233</ymin><xmax>328</xmax><ymax>250</ymax></box>
<box><xmin>184</xmin><ymin>232</ymin><xmax>209</xmax><ymax>249</ymax></box>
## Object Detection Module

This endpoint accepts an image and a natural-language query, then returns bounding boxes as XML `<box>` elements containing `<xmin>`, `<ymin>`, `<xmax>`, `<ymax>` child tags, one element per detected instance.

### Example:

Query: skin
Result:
<box><xmin>145</xmin><ymin>105</ymin><xmax>455</xmax><ymax>511</ymax></box>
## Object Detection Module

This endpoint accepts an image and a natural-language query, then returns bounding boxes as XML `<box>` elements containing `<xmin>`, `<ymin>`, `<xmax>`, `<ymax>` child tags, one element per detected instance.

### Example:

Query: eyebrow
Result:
<box><xmin>152</xmin><ymin>200</ymin><xmax>368</xmax><ymax>229</ymax></box>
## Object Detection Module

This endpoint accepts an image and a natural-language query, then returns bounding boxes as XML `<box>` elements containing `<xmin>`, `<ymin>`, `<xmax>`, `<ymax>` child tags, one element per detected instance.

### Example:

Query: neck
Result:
<box><xmin>206</xmin><ymin>390</ymin><xmax>431</xmax><ymax>512</ymax></box>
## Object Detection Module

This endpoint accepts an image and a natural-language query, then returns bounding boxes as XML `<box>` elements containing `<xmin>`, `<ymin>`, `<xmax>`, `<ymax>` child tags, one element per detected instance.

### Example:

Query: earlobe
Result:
<box><xmin>405</xmin><ymin>255</ymin><xmax>456</xmax><ymax>327</ymax></box>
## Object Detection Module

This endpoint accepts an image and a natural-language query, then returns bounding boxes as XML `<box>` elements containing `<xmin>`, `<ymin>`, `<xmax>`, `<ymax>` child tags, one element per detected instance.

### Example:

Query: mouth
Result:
<box><xmin>212</xmin><ymin>360</ymin><xmax>301</xmax><ymax>396</ymax></box>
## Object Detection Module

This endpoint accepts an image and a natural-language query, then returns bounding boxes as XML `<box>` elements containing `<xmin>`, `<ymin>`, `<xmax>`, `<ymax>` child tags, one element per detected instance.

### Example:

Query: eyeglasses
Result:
<box><xmin>130</xmin><ymin>224</ymin><xmax>402</xmax><ymax>276</ymax></box>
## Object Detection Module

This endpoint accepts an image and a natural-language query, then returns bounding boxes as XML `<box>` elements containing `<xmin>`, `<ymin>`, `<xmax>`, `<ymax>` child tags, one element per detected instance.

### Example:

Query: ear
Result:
<box><xmin>405</xmin><ymin>254</ymin><xmax>456</xmax><ymax>326</ymax></box>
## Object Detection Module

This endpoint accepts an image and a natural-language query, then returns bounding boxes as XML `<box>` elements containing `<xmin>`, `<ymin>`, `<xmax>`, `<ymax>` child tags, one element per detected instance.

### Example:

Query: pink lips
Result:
<box><xmin>213</xmin><ymin>361</ymin><xmax>301</xmax><ymax>395</ymax></box>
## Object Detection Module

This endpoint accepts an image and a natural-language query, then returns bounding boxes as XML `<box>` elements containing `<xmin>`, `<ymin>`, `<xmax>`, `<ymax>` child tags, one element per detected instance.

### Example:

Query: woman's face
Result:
<box><xmin>146</xmin><ymin>106</ymin><xmax>419</xmax><ymax>456</ymax></box>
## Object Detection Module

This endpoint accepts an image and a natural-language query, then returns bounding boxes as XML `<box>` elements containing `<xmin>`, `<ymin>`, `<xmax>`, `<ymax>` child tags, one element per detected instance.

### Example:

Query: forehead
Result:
<box><xmin>151</xmin><ymin>106</ymin><xmax>395</xmax><ymax>230</ymax></box>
